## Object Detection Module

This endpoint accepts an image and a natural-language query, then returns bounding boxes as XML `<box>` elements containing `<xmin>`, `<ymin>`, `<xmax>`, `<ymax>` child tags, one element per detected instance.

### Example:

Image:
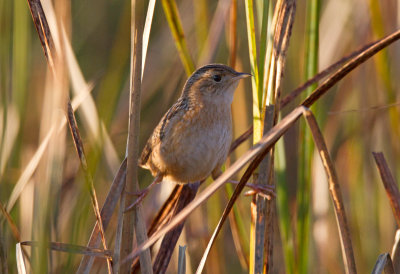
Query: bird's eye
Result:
<box><xmin>213</xmin><ymin>75</ymin><xmax>222</xmax><ymax>82</ymax></box>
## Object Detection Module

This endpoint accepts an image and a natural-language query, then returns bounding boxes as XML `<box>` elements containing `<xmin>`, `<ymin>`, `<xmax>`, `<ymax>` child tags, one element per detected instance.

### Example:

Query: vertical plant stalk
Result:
<box><xmin>252</xmin><ymin>106</ymin><xmax>274</xmax><ymax>273</ymax></box>
<box><xmin>121</xmin><ymin>0</ymin><xmax>152</xmax><ymax>273</ymax></box>
<box><xmin>297</xmin><ymin>0</ymin><xmax>319</xmax><ymax>272</ymax></box>
<box><xmin>245</xmin><ymin>1</ymin><xmax>263</xmax><ymax>271</ymax></box>
<box><xmin>251</xmin><ymin>0</ymin><xmax>296</xmax><ymax>272</ymax></box>
<box><xmin>302</xmin><ymin>108</ymin><xmax>356</xmax><ymax>274</ymax></box>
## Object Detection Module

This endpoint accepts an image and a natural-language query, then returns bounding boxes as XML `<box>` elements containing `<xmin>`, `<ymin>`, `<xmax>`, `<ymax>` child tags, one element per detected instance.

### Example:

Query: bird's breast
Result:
<box><xmin>158</xmin><ymin>105</ymin><xmax>233</xmax><ymax>183</ymax></box>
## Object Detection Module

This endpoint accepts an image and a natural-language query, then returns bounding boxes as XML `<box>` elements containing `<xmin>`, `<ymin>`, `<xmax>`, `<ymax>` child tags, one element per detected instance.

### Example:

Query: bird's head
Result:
<box><xmin>183</xmin><ymin>64</ymin><xmax>251</xmax><ymax>105</ymax></box>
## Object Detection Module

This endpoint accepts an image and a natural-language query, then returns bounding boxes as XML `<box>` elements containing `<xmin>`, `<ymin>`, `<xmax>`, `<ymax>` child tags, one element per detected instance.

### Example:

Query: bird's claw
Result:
<box><xmin>244</xmin><ymin>183</ymin><xmax>276</xmax><ymax>200</ymax></box>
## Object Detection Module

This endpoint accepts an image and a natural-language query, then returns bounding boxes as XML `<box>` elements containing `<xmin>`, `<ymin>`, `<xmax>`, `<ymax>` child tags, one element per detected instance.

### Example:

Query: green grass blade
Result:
<box><xmin>245</xmin><ymin>0</ymin><xmax>262</xmax><ymax>143</ymax></box>
<box><xmin>297</xmin><ymin>0</ymin><xmax>320</xmax><ymax>273</ymax></box>
<box><xmin>161</xmin><ymin>0</ymin><xmax>195</xmax><ymax>75</ymax></box>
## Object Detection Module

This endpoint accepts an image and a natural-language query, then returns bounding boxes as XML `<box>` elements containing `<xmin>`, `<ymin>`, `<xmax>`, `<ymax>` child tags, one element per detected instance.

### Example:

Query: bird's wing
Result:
<box><xmin>139</xmin><ymin>97</ymin><xmax>189</xmax><ymax>168</ymax></box>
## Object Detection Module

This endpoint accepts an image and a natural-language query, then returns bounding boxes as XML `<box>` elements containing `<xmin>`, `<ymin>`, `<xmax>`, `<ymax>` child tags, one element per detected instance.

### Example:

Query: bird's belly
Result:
<box><xmin>159</xmin><ymin>121</ymin><xmax>232</xmax><ymax>183</ymax></box>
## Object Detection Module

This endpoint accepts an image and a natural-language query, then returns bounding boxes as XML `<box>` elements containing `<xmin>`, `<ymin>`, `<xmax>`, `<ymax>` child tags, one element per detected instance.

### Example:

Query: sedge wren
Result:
<box><xmin>140</xmin><ymin>64</ymin><xmax>250</xmax><ymax>185</ymax></box>
<box><xmin>126</xmin><ymin>64</ymin><xmax>256</xmax><ymax>209</ymax></box>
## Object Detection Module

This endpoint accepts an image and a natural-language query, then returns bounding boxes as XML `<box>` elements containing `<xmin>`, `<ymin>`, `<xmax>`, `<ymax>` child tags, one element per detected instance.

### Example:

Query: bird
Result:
<box><xmin>126</xmin><ymin>64</ymin><xmax>272</xmax><ymax>209</ymax></box>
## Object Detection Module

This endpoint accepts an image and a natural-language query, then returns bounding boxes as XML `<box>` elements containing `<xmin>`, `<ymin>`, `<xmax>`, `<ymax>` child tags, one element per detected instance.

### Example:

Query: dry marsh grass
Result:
<box><xmin>1</xmin><ymin>0</ymin><xmax>400</xmax><ymax>273</ymax></box>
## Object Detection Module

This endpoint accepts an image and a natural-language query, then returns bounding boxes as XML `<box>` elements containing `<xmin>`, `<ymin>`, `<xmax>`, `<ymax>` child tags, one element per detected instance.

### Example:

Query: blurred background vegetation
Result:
<box><xmin>1</xmin><ymin>0</ymin><xmax>400</xmax><ymax>273</ymax></box>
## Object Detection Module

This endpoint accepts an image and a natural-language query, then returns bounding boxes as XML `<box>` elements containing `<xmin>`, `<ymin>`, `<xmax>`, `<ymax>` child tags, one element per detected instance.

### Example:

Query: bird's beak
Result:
<box><xmin>233</xmin><ymin>72</ymin><xmax>252</xmax><ymax>80</ymax></box>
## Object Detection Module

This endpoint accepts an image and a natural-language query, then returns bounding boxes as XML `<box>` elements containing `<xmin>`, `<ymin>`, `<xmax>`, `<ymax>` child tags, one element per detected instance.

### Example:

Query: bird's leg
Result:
<box><xmin>125</xmin><ymin>174</ymin><xmax>163</xmax><ymax>212</ymax></box>
<box><xmin>211</xmin><ymin>169</ymin><xmax>275</xmax><ymax>199</ymax></box>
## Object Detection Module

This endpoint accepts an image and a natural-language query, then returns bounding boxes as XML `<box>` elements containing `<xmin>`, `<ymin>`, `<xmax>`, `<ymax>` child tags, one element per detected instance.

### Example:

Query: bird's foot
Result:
<box><xmin>124</xmin><ymin>175</ymin><xmax>162</xmax><ymax>212</ymax></box>
<box><xmin>228</xmin><ymin>180</ymin><xmax>276</xmax><ymax>200</ymax></box>
<box><xmin>124</xmin><ymin>189</ymin><xmax>149</xmax><ymax>212</ymax></box>
<box><xmin>243</xmin><ymin>183</ymin><xmax>275</xmax><ymax>200</ymax></box>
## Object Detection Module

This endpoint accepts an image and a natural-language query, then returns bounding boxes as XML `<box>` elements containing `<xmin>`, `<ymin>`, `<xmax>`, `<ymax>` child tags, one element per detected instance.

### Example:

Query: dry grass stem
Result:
<box><xmin>66</xmin><ymin>102</ymin><xmax>112</xmax><ymax>272</ymax></box>
<box><xmin>280</xmin><ymin>40</ymin><xmax>378</xmax><ymax>107</ymax></box>
<box><xmin>372</xmin><ymin>152</ymin><xmax>400</xmax><ymax>227</ymax></box>
<box><xmin>121</xmin><ymin>0</ymin><xmax>152</xmax><ymax>272</ymax></box>
<box><xmin>21</xmin><ymin>241</ymin><xmax>112</xmax><ymax>258</ymax></box>
<box><xmin>153</xmin><ymin>183</ymin><xmax>199</xmax><ymax>273</ymax></box>
<box><xmin>131</xmin><ymin>185</ymin><xmax>184</xmax><ymax>272</ymax></box>
<box><xmin>302</xmin><ymin>29</ymin><xmax>400</xmax><ymax>107</ymax></box>
<box><xmin>302</xmin><ymin>108</ymin><xmax>356</xmax><ymax>274</ymax></box>
<box><xmin>26</xmin><ymin>0</ymin><xmax>55</xmax><ymax>69</ymax></box>
<box><xmin>252</xmin><ymin>106</ymin><xmax>275</xmax><ymax>273</ymax></box>
<box><xmin>77</xmin><ymin>159</ymin><xmax>127</xmax><ymax>273</ymax></box>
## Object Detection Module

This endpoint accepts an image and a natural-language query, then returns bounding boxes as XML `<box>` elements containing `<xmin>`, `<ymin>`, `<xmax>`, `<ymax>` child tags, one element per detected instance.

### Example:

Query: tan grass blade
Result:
<box><xmin>6</xmin><ymin>86</ymin><xmax>94</xmax><ymax>213</ymax></box>
<box><xmin>142</xmin><ymin>0</ymin><xmax>157</xmax><ymax>79</ymax></box>
<box><xmin>16</xmin><ymin>243</ymin><xmax>27</xmax><ymax>274</ymax></box>
<box><xmin>0</xmin><ymin>106</ymin><xmax>19</xmax><ymax>176</ymax></box>
<box><xmin>20</xmin><ymin>241</ymin><xmax>112</xmax><ymax>258</ymax></box>
<box><xmin>6</xmin><ymin>127</ymin><xmax>53</xmax><ymax>212</ymax></box>
<box><xmin>61</xmin><ymin>25</ymin><xmax>120</xmax><ymax>172</ymax></box>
